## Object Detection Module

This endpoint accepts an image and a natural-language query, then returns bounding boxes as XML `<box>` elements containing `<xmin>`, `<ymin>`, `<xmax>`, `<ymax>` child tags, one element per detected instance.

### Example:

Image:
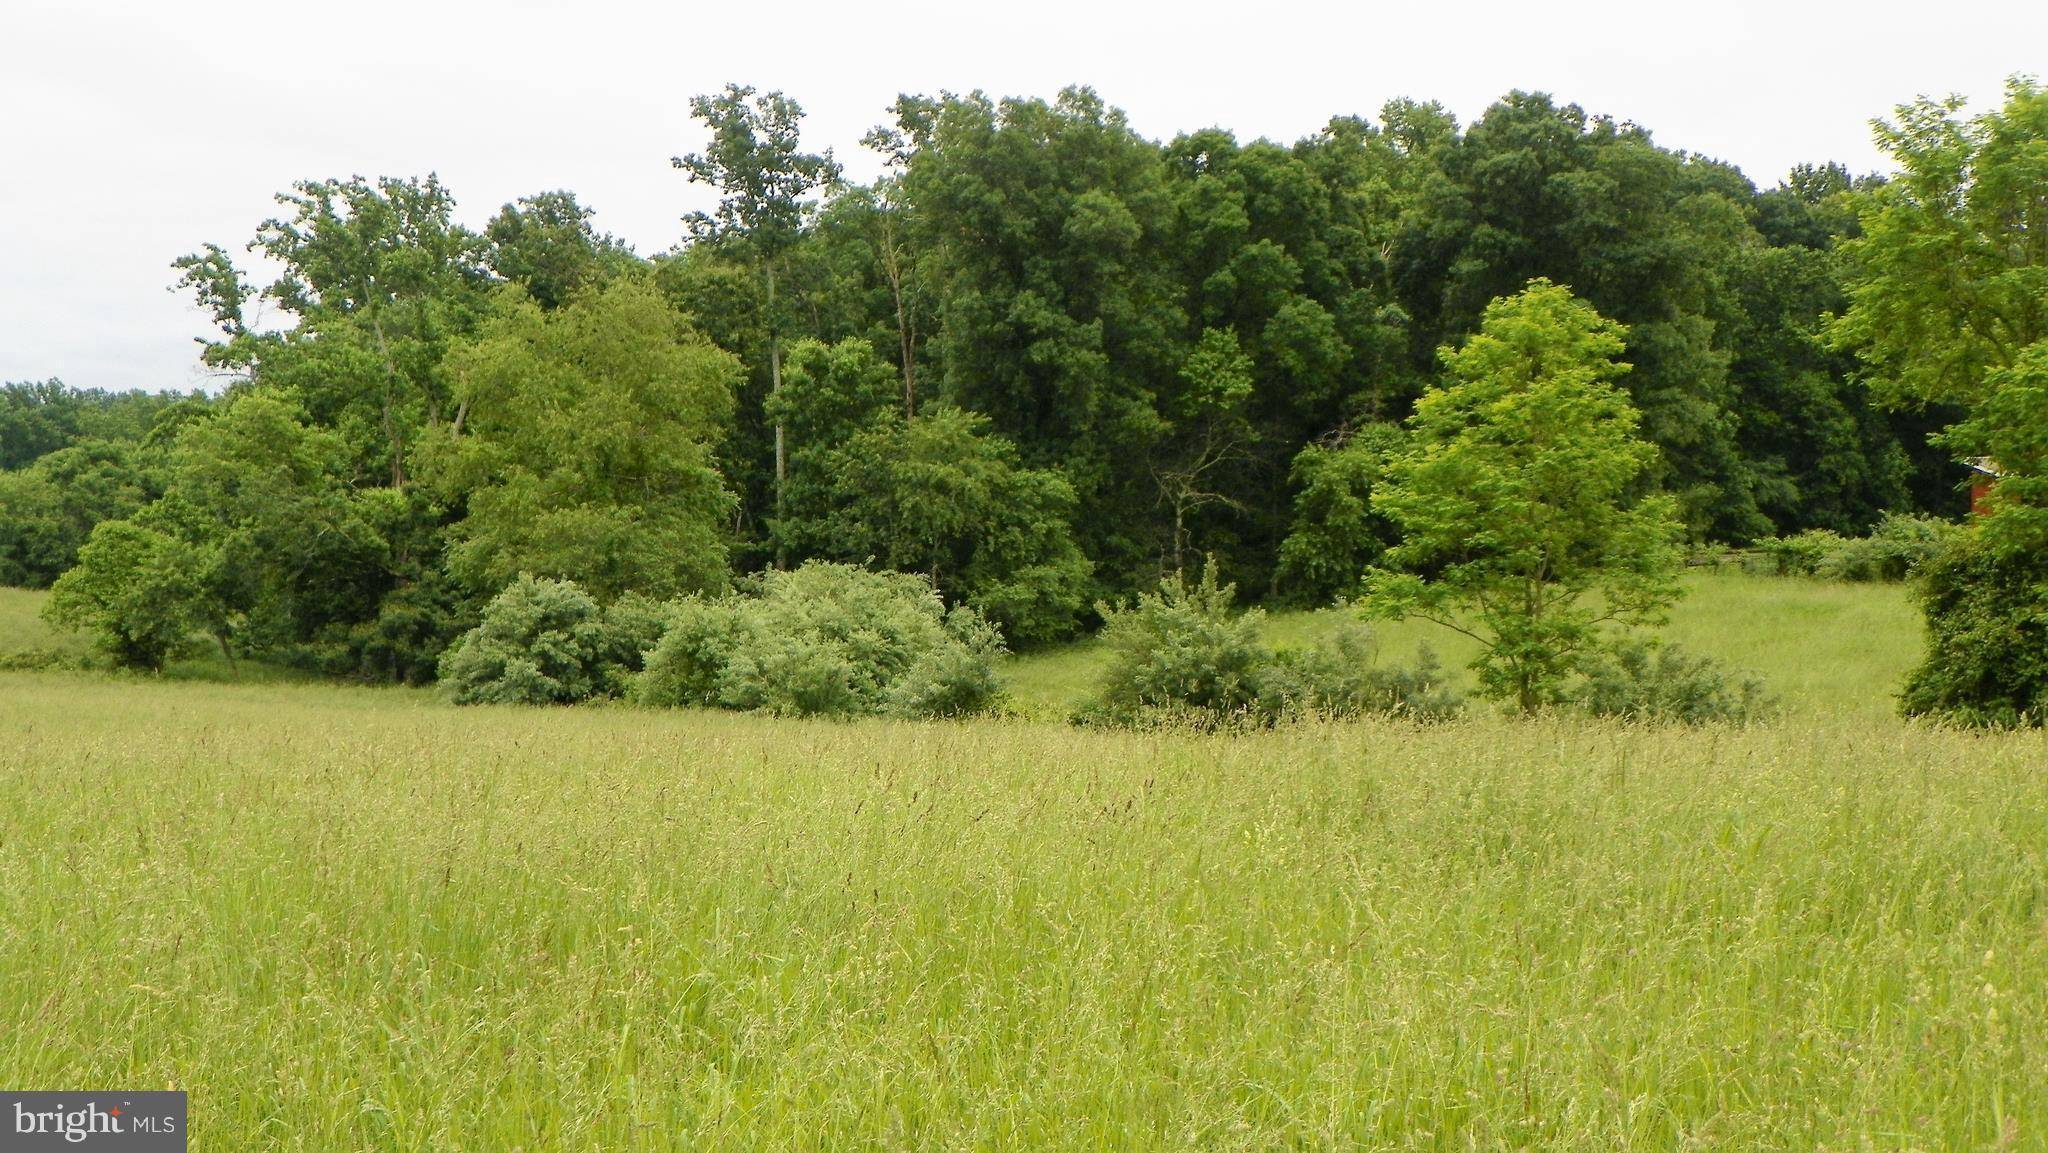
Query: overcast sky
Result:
<box><xmin>4</xmin><ymin>0</ymin><xmax>2041</xmax><ymax>394</ymax></box>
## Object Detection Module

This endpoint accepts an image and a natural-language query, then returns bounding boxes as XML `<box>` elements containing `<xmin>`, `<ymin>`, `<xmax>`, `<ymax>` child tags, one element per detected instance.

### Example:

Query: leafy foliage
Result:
<box><xmin>634</xmin><ymin>562</ymin><xmax>1004</xmax><ymax>719</ymax></box>
<box><xmin>764</xmin><ymin>338</ymin><xmax>1092</xmax><ymax>643</ymax></box>
<box><xmin>1254</xmin><ymin>626</ymin><xmax>1464</xmax><ymax>723</ymax></box>
<box><xmin>433</xmin><ymin>280</ymin><xmax>740</xmax><ymax>600</ymax></box>
<box><xmin>1570</xmin><ymin>638</ymin><xmax>1775</xmax><ymax>725</ymax></box>
<box><xmin>1756</xmin><ymin>513</ymin><xmax>1956</xmax><ymax>581</ymax></box>
<box><xmin>1899</xmin><ymin>529</ymin><xmax>2048</xmax><ymax>728</ymax></box>
<box><xmin>820</xmin><ymin>407</ymin><xmax>1093</xmax><ymax>645</ymax></box>
<box><xmin>437</xmin><ymin>575</ymin><xmax>611</xmax><ymax>706</ymax></box>
<box><xmin>1082</xmin><ymin>562</ymin><xmax>1272</xmax><ymax>724</ymax></box>
<box><xmin>484</xmin><ymin>191</ymin><xmax>638</xmax><ymax>310</ymax></box>
<box><xmin>1275</xmin><ymin>424</ymin><xmax>1406</xmax><ymax>603</ymax></box>
<box><xmin>40</xmin><ymin>394</ymin><xmax>392</xmax><ymax>669</ymax></box>
<box><xmin>0</xmin><ymin>439</ymin><xmax>160</xmax><ymax>588</ymax></box>
<box><xmin>1830</xmin><ymin>80</ymin><xmax>2048</xmax><ymax>726</ymax></box>
<box><xmin>43</xmin><ymin>520</ymin><xmax>210</xmax><ymax>671</ymax></box>
<box><xmin>879</xmin><ymin>88</ymin><xmax>1183</xmax><ymax>590</ymax></box>
<box><xmin>1081</xmin><ymin>563</ymin><xmax>1459</xmax><ymax>728</ymax></box>
<box><xmin>13</xmin><ymin>83</ymin><xmax>1988</xmax><ymax>708</ymax></box>
<box><xmin>1364</xmin><ymin>281</ymin><xmax>1684</xmax><ymax>712</ymax></box>
<box><xmin>1831</xmin><ymin>80</ymin><xmax>2048</xmax><ymax>412</ymax></box>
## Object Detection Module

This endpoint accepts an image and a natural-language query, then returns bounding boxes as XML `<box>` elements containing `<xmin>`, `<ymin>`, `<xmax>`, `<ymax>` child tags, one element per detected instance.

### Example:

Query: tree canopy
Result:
<box><xmin>6</xmin><ymin>79</ymin><xmax>1984</xmax><ymax>688</ymax></box>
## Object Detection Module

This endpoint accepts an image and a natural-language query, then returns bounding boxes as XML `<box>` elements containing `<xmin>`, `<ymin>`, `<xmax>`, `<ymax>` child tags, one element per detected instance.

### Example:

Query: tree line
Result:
<box><xmin>4</xmin><ymin>80</ymin><xmax>2041</xmax><ymax>721</ymax></box>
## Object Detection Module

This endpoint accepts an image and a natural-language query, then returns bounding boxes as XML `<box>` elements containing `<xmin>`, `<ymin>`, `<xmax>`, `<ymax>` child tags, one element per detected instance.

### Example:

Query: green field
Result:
<box><xmin>5</xmin><ymin>576</ymin><xmax>2047</xmax><ymax>1149</ymax></box>
<box><xmin>1003</xmin><ymin>570</ymin><xmax>1925</xmax><ymax>720</ymax></box>
<box><xmin>0</xmin><ymin>586</ymin><xmax>93</xmax><ymax>659</ymax></box>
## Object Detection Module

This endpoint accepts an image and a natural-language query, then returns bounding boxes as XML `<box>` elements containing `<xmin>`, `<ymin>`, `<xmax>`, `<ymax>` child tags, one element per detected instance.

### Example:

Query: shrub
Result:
<box><xmin>296</xmin><ymin>571</ymin><xmax>477</xmax><ymax>687</ymax></box>
<box><xmin>1254</xmin><ymin>626</ymin><xmax>1465</xmax><ymax>722</ymax></box>
<box><xmin>1756</xmin><ymin>514</ymin><xmax>1956</xmax><ymax>581</ymax></box>
<box><xmin>884</xmin><ymin>607</ymin><xmax>1007</xmax><ymax>719</ymax></box>
<box><xmin>1899</xmin><ymin>530</ymin><xmax>2048</xmax><ymax>727</ymax></box>
<box><xmin>594</xmin><ymin>593</ymin><xmax>682</xmax><ymax>696</ymax></box>
<box><xmin>438</xmin><ymin>575</ymin><xmax>608</xmax><ymax>705</ymax></box>
<box><xmin>1843</xmin><ymin>513</ymin><xmax>1956</xmax><ymax>580</ymax></box>
<box><xmin>1570</xmin><ymin>638</ymin><xmax>1775</xmax><ymax>725</ymax></box>
<box><xmin>0</xmin><ymin>647</ymin><xmax>92</xmax><ymax>673</ymax></box>
<box><xmin>1756</xmin><ymin>529</ymin><xmax>1844</xmax><ymax>576</ymax></box>
<box><xmin>1081</xmin><ymin>562</ymin><xmax>1271</xmax><ymax>725</ymax></box>
<box><xmin>634</xmin><ymin>562</ymin><xmax>1005</xmax><ymax>719</ymax></box>
<box><xmin>632</xmin><ymin>597</ymin><xmax>744</xmax><ymax>709</ymax></box>
<box><xmin>1080</xmin><ymin>566</ymin><xmax>1464</xmax><ymax>729</ymax></box>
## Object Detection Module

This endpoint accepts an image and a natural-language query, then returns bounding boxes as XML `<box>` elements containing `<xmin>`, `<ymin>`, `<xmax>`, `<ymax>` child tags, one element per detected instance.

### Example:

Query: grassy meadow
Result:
<box><xmin>1002</xmin><ymin>570</ymin><xmax>1926</xmax><ymax>721</ymax></box>
<box><xmin>4</xmin><ymin>574</ymin><xmax>2048</xmax><ymax>1149</ymax></box>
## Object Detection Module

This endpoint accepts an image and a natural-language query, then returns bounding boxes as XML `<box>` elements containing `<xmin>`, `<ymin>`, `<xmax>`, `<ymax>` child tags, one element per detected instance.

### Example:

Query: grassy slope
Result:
<box><xmin>0</xmin><ymin>586</ymin><xmax>93</xmax><ymax>658</ymax></box>
<box><xmin>1006</xmin><ymin>570</ymin><xmax>1925</xmax><ymax>720</ymax></box>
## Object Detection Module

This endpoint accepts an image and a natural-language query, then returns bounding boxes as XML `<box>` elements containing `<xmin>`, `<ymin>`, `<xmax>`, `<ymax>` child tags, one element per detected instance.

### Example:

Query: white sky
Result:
<box><xmin>3</xmin><ymin>0</ymin><xmax>2041</xmax><ymax>394</ymax></box>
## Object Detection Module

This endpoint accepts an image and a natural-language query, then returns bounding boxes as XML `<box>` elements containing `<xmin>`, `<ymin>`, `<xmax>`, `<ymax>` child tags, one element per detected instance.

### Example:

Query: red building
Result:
<box><xmin>1968</xmin><ymin>458</ymin><xmax>2002</xmax><ymax>516</ymax></box>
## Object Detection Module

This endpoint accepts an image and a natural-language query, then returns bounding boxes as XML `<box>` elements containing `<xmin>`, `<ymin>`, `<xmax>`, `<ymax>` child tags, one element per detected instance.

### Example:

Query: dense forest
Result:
<box><xmin>2</xmin><ymin>81</ymin><xmax>2036</xmax><ymax>702</ymax></box>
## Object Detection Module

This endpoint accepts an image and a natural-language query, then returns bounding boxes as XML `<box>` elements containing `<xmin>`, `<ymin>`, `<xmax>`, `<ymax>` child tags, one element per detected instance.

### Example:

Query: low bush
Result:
<box><xmin>1570</xmin><ymin>637</ymin><xmax>1775</xmax><ymax>725</ymax></box>
<box><xmin>0</xmin><ymin>647</ymin><xmax>93</xmax><ymax>673</ymax></box>
<box><xmin>593</xmin><ymin>593</ymin><xmax>682</xmax><ymax>697</ymax></box>
<box><xmin>1079</xmin><ymin>565</ymin><xmax>1464</xmax><ymax>728</ymax></box>
<box><xmin>438</xmin><ymin>575</ymin><xmax>609</xmax><ymax>706</ymax></box>
<box><xmin>1755</xmin><ymin>529</ymin><xmax>1844</xmax><ymax>576</ymax></box>
<box><xmin>634</xmin><ymin>562</ymin><xmax>1005</xmax><ymax>719</ymax></box>
<box><xmin>1082</xmin><ymin>562</ymin><xmax>1270</xmax><ymax>724</ymax></box>
<box><xmin>295</xmin><ymin>571</ymin><xmax>478</xmax><ymax>687</ymax></box>
<box><xmin>1755</xmin><ymin>514</ymin><xmax>1956</xmax><ymax>581</ymax></box>
<box><xmin>1255</xmin><ymin>627</ymin><xmax>1465</xmax><ymax>723</ymax></box>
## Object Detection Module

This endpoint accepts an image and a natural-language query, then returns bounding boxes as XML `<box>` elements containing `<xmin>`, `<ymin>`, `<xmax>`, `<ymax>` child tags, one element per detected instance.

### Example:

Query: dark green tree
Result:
<box><xmin>1390</xmin><ymin>92</ymin><xmax>1768</xmax><ymax>539</ymax></box>
<box><xmin>0</xmin><ymin>439</ymin><xmax>161</xmax><ymax>587</ymax></box>
<box><xmin>484</xmin><ymin>191</ymin><xmax>641</xmax><ymax>309</ymax></box>
<box><xmin>878</xmin><ymin>87</ymin><xmax>1183</xmax><ymax>594</ymax></box>
<box><xmin>674</xmin><ymin>85</ymin><xmax>841</xmax><ymax>564</ymax></box>
<box><xmin>1274</xmin><ymin>423</ymin><xmax>1406</xmax><ymax>603</ymax></box>
<box><xmin>1831</xmin><ymin>80</ymin><xmax>2048</xmax><ymax>724</ymax></box>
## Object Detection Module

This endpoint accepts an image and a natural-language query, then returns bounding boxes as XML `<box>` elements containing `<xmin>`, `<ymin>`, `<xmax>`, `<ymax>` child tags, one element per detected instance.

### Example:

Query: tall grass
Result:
<box><xmin>2</xmin><ymin>668</ymin><xmax>2044</xmax><ymax>1149</ymax></box>
<box><xmin>6</xmin><ymin>572</ymin><xmax>2035</xmax><ymax>1149</ymax></box>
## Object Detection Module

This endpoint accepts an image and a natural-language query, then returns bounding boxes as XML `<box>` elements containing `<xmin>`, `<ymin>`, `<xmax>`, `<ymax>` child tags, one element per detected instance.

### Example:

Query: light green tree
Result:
<box><xmin>1830</xmin><ymin>80</ymin><xmax>2048</xmax><ymax>411</ymax></box>
<box><xmin>434</xmin><ymin>280</ymin><xmax>740</xmax><ymax>600</ymax></box>
<box><xmin>1363</xmin><ymin>279</ymin><xmax>1684</xmax><ymax>712</ymax></box>
<box><xmin>1831</xmin><ymin>80</ymin><xmax>2048</xmax><ymax>723</ymax></box>
<box><xmin>43</xmin><ymin>518</ymin><xmax>210</xmax><ymax>671</ymax></box>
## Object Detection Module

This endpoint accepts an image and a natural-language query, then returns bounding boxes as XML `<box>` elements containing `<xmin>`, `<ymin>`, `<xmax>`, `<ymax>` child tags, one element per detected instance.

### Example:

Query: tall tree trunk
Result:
<box><xmin>366</xmin><ymin>309</ymin><xmax>408</xmax><ymax>489</ymax></box>
<box><xmin>1172</xmin><ymin>499</ymin><xmax>1187</xmax><ymax>577</ymax></box>
<box><xmin>880</xmin><ymin>216</ymin><xmax>916</xmax><ymax>420</ymax></box>
<box><xmin>768</xmin><ymin>263</ymin><xmax>787</xmax><ymax>569</ymax></box>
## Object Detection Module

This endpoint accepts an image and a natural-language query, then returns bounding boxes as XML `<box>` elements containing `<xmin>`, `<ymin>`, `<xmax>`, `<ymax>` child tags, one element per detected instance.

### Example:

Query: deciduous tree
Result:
<box><xmin>1363</xmin><ymin>280</ymin><xmax>1684</xmax><ymax>712</ymax></box>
